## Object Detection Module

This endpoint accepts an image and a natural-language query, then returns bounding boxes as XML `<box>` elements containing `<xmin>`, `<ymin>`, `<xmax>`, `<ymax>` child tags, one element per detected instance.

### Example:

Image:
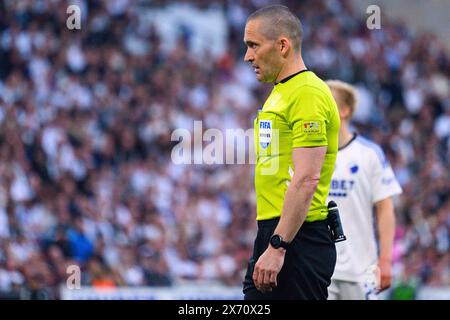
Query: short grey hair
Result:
<box><xmin>247</xmin><ymin>5</ymin><xmax>303</xmax><ymax>52</ymax></box>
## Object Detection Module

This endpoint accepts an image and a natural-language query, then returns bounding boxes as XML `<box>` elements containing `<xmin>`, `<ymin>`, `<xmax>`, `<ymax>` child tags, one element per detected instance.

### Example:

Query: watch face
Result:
<box><xmin>270</xmin><ymin>235</ymin><xmax>281</xmax><ymax>248</ymax></box>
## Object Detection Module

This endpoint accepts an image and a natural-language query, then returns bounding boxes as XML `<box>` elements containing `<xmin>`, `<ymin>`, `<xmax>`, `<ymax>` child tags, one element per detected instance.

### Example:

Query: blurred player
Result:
<box><xmin>326</xmin><ymin>80</ymin><xmax>403</xmax><ymax>300</ymax></box>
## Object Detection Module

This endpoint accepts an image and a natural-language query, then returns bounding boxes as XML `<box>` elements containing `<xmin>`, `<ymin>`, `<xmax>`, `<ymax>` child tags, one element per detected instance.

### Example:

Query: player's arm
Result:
<box><xmin>375</xmin><ymin>197</ymin><xmax>396</xmax><ymax>292</ymax></box>
<box><xmin>252</xmin><ymin>146</ymin><xmax>326</xmax><ymax>293</ymax></box>
<box><xmin>273</xmin><ymin>146</ymin><xmax>326</xmax><ymax>242</ymax></box>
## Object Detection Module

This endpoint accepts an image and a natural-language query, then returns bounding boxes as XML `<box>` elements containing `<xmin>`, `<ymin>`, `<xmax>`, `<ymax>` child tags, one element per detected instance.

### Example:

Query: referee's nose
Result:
<box><xmin>244</xmin><ymin>48</ymin><xmax>254</xmax><ymax>63</ymax></box>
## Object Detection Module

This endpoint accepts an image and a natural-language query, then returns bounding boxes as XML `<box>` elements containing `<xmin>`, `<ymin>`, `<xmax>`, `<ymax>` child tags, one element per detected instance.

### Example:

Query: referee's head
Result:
<box><xmin>244</xmin><ymin>5</ymin><xmax>303</xmax><ymax>83</ymax></box>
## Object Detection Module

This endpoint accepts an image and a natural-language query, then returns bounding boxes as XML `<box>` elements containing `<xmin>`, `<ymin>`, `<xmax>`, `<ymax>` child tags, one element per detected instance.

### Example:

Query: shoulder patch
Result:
<box><xmin>302</xmin><ymin>121</ymin><xmax>322</xmax><ymax>134</ymax></box>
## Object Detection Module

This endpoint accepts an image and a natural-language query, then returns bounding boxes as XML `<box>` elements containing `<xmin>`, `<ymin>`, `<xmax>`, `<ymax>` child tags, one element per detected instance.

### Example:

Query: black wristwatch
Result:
<box><xmin>269</xmin><ymin>234</ymin><xmax>289</xmax><ymax>250</ymax></box>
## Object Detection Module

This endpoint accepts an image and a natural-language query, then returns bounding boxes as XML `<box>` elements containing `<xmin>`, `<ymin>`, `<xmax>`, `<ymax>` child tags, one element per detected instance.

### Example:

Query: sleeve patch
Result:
<box><xmin>302</xmin><ymin>121</ymin><xmax>322</xmax><ymax>134</ymax></box>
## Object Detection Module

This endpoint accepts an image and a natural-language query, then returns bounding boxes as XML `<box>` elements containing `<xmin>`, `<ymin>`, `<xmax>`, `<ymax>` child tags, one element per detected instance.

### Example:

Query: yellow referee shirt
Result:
<box><xmin>254</xmin><ymin>70</ymin><xmax>340</xmax><ymax>222</ymax></box>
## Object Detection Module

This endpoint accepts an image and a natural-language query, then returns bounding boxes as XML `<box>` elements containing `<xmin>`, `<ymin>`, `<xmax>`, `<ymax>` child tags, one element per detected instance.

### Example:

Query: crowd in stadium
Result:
<box><xmin>0</xmin><ymin>0</ymin><xmax>448</xmax><ymax>299</ymax></box>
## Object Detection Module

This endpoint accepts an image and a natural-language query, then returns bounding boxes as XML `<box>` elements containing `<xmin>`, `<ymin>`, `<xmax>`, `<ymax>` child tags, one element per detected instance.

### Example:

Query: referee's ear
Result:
<box><xmin>278</xmin><ymin>37</ymin><xmax>291</xmax><ymax>57</ymax></box>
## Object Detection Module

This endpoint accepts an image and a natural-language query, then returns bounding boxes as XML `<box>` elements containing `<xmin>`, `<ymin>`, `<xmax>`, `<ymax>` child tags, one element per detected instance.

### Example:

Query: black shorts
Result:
<box><xmin>243</xmin><ymin>218</ymin><xmax>336</xmax><ymax>300</ymax></box>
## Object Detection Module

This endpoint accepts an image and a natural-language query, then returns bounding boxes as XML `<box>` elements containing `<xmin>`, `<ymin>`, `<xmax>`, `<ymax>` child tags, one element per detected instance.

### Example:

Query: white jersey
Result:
<box><xmin>328</xmin><ymin>134</ymin><xmax>402</xmax><ymax>282</ymax></box>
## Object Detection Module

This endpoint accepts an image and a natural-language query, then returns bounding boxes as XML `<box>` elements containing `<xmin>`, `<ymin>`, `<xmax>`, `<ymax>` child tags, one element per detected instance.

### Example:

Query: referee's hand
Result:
<box><xmin>253</xmin><ymin>246</ymin><xmax>286</xmax><ymax>293</ymax></box>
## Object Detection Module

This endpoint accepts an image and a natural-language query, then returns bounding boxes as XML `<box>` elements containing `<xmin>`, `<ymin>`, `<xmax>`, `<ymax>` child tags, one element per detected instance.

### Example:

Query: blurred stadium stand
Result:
<box><xmin>0</xmin><ymin>0</ymin><xmax>448</xmax><ymax>299</ymax></box>
<box><xmin>350</xmin><ymin>0</ymin><xmax>450</xmax><ymax>51</ymax></box>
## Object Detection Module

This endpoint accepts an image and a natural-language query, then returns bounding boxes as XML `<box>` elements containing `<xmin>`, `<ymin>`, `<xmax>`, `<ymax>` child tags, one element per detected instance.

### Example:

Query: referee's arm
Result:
<box><xmin>273</xmin><ymin>146</ymin><xmax>326</xmax><ymax>242</ymax></box>
<box><xmin>252</xmin><ymin>146</ymin><xmax>326</xmax><ymax>292</ymax></box>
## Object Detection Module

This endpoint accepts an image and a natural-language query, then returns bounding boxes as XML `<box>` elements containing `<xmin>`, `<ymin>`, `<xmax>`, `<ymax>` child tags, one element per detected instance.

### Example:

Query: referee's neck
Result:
<box><xmin>274</xmin><ymin>56</ymin><xmax>306</xmax><ymax>83</ymax></box>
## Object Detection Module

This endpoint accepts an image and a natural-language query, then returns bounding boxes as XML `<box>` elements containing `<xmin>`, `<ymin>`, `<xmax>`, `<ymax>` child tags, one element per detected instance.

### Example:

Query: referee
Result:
<box><xmin>242</xmin><ymin>5</ymin><xmax>340</xmax><ymax>300</ymax></box>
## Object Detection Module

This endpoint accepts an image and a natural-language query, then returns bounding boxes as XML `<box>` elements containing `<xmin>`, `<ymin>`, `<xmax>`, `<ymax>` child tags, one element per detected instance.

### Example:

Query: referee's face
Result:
<box><xmin>244</xmin><ymin>19</ymin><xmax>283</xmax><ymax>83</ymax></box>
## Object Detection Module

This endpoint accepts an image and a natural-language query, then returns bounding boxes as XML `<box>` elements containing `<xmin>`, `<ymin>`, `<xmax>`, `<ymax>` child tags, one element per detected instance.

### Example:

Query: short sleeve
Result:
<box><xmin>288</xmin><ymin>86</ymin><xmax>329</xmax><ymax>148</ymax></box>
<box><xmin>370</xmin><ymin>148</ymin><xmax>403</xmax><ymax>203</ymax></box>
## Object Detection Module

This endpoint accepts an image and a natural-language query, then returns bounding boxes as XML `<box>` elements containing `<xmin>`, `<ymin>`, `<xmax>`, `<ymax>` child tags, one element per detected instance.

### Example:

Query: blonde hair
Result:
<box><xmin>325</xmin><ymin>80</ymin><xmax>358</xmax><ymax>116</ymax></box>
